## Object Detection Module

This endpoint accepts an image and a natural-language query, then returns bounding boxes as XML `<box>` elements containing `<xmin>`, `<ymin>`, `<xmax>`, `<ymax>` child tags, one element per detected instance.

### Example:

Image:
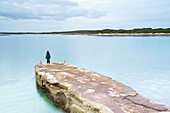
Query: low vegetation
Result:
<box><xmin>1</xmin><ymin>28</ymin><xmax>170</xmax><ymax>34</ymax></box>
<box><xmin>61</xmin><ymin>28</ymin><xmax>170</xmax><ymax>34</ymax></box>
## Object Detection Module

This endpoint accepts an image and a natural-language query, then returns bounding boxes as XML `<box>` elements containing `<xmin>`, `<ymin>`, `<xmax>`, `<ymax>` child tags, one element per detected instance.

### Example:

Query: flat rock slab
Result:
<box><xmin>35</xmin><ymin>63</ymin><xmax>170</xmax><ymax>113</ymax></box>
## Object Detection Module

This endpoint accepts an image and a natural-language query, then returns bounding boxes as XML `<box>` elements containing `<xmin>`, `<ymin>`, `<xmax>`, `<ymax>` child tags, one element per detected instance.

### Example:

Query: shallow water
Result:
<box><xmin>0</xmin><ymin>34</ymin><xmax>170</xmax><ymax>113</ymax></box>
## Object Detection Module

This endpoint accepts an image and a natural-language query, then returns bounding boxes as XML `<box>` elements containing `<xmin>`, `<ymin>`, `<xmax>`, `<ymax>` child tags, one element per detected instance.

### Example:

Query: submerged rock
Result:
<box><xmin>35</xmin><ymin>63</ymin><xmax>170</xmax><ymax>113</ymax></box>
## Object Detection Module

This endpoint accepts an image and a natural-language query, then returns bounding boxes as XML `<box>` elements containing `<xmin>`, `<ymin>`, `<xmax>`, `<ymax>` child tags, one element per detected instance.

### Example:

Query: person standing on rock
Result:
<box><xmin>45</xmin><ymin>50</ymin><xmax>51</xmax><ymax>64</ymax></box>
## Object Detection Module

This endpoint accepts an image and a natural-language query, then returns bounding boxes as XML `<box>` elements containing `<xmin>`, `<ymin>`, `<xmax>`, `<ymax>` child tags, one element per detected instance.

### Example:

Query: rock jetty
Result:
<box><xmin>35</xmin><ymin>62</ymin><xmax>170</xmax><ymax>113</ymax></box>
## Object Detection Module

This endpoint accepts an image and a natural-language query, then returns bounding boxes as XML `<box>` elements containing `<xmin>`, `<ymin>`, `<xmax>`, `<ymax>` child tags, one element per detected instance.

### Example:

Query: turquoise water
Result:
<box><xmin>0</xmin><ymin>35</ymin><xmax>170</xmax><ymax>113</ymax></box>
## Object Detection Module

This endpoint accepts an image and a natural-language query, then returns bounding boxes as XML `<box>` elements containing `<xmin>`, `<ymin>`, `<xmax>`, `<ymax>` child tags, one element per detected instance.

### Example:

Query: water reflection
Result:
<box><xmin>36</xmin><ymin>82</ymin><xmax>64</xmax><ymax>113</ymax></box>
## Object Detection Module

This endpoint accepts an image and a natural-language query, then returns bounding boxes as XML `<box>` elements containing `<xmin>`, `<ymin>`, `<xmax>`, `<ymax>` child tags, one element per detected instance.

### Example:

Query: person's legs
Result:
<box><xmin>47</xmin><ymin>59</ymin><xmax>50</xmax><ymax>64</ymax></box>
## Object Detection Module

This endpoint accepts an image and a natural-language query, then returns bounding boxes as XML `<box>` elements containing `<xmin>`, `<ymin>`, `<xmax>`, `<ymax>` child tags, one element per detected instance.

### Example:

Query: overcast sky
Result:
<box><xmin>0</xmin><ymin>0</ymin><xmax>170</xmax><ymax>32</ymax></box>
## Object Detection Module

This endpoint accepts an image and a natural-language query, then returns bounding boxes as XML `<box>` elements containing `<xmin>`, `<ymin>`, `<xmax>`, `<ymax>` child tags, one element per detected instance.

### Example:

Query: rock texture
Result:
<box><xmin>35</xmin><ymin>63</ymin><xmax>170</xmax><ymax>113</ymax></box>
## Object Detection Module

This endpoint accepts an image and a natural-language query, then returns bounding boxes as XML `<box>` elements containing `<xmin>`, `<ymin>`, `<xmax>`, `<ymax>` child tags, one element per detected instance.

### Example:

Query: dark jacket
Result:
<box><xmin>45</xmin><ymin>53</ymin><xmax>51</xmax><ymax>60</ymax></box>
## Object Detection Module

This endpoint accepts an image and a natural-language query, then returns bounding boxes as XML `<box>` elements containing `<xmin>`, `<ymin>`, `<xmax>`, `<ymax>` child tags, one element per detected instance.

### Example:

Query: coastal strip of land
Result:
<box><xmin>1</xmin><ymin>33</ymin><xmax>170</xmax><ymax>36</ymax></box>
<box><xmin>61</xmin><ymin>33</ymin><xmax>170</xmax><ymax>36</ymax></box>
<box><xmin>1</xmin><ymin>28</ymin><xmax>170</xmax><ymax>36</ymax></box>
<box><xmin>35</xmin><ymin>62</ymin><xmax>170</xmax><ymax>113</ymax></box>
<box><xmin>0</xmin><ymin>34</ymin><xmax>10</xmax><ymax>36</ymax></box>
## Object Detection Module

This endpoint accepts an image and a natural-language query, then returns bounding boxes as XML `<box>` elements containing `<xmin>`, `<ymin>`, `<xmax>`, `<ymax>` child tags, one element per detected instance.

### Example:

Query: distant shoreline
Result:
<box><xmin>0</xmin><ymin>34</ymin><xmax>10</xmax><ymax>36</ymax></box>
<box><xmin>1</xmin><ymin>28</ymin><xmax>170</xmax><ymax>36</ymax></box>
<box><xmin>1</xmin><ymin>33</ymin><xmax>170</xmax><ymax>36</ymax></box>
<box><xmin>61</xmin><ymin>33</ymin><xmax>170</xmax><ymax>36</ymax></box>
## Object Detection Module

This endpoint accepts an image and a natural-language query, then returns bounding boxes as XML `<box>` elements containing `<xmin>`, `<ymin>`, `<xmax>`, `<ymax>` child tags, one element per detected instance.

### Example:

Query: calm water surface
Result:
<box><xmin>0</xmin><ymin>35</ymin><xmax>170</xmax><ymax>113</ymax></box>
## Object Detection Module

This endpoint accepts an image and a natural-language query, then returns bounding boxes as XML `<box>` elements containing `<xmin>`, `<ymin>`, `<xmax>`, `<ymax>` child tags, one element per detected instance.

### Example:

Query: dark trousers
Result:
<box><xmin>47</xmin><ymin>59</ymin><xmax>50</xmax><ymax>64</ymax></box>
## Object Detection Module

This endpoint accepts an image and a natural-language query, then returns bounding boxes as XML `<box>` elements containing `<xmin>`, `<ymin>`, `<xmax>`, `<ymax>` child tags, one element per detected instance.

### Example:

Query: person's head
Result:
<box><xmin>47</xmin><ymin>50</ymin><xmax>49</xmax><ymax>54</ymax></box>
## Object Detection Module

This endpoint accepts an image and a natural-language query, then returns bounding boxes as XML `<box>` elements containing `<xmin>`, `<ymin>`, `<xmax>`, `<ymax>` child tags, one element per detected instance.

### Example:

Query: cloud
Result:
<box><xmin>0</xmin><ymin>0</ymin><xmax>104</xmax><ymax>20</ymax></box>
